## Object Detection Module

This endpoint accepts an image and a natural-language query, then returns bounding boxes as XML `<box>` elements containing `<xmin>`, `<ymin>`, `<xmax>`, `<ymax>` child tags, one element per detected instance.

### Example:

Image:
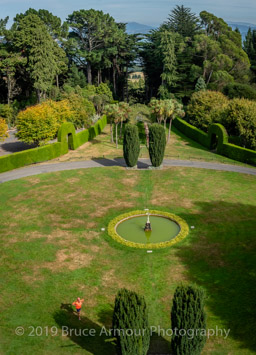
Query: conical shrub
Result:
<box><xmin>148</xmin><ymin>123</ymin><xmax>166</xmax><ymax>167</ymax></box>
<box><xmin>123</xmin><ymin>124</ymin><xmax>140</xmax><ymax>167</ymax></box>
<box><xmin>112</xmin><ymin>288</ymin><xmax>150</xmax><ymax>355</ymax></box>
<box><xmin>171</xmin><ymin>285</ymin><xmax>206</xmax><ymax>355</ymax></box>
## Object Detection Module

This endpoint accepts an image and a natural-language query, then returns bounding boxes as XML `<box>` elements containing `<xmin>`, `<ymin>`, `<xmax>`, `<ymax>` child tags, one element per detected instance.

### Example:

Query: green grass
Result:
<box><xmin>0</xmin><ymin>167</ymin><xmax>256</xmax><ymax>354</ymax></box>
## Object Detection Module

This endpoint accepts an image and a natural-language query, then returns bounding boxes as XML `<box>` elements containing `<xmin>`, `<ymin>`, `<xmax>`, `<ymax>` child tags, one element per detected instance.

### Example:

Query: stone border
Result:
<box><xmin>107</xmin><ymin>210</ymin><xmax>189</xmax><ymax>249</ymax></box>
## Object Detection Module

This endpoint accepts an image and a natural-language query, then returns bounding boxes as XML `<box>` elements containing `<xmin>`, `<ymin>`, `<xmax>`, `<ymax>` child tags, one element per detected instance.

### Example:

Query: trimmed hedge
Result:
<box><xmin>173</xmin><ymin>117</ymin><xmax>210</xmax><ymax>149</ymax></box>
<box><xmin>0</xmin><ymin>115</ymin><xmax>107</xmax><ymax>173</ymax></box>
<box><xmin>173</xmin><ymin>117</ymin><xmax>256</xmax><ymax>165</ymax></box>
<box><xmin>222</xmin><ymin>143</ymin><xmax>256</xmax><ymax>165</ymax></box>
<box><xmin>208</xmin><ymin>123</ymin><xmax>229</xmax><ymax>154</ymax></box>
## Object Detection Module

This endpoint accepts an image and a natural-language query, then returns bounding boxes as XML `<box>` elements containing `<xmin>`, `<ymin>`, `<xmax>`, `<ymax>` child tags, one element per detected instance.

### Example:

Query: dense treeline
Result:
<box><xmin>0</xmin><ymin>5</ymin><xmax>256</xmax><ymax>151</ymax></box>
<box><xmin>0</xmin><ymin>8</ymin><xmax>137</xmax><ymax>111</ymax></box>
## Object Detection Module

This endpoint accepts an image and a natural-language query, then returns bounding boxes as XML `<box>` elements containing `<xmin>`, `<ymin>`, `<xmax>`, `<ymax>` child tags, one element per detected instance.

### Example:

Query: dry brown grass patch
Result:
<box><xmin>44</xmin><ymin>249</ymin><xmax>94</xmax><ymax>271</ymax></box>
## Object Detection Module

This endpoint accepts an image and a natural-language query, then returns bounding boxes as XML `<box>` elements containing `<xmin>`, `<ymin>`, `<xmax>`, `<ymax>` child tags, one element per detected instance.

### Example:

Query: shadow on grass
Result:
<box><xmin>177</xmin><ymin>201</ymin><xmax>256</xmax><ymax>352</ymax></box>
<box><xmin>54</xmin><ymin>305</ymin><xmax>116</xmax><ymax>354</ymax></box>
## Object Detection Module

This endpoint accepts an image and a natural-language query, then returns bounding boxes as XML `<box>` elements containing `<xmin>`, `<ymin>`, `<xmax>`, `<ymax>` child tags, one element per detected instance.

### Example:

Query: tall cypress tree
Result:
<box><xmin>123</xmin><ymin>124</ymin><xmax>140</xmax><ymax>167</ymax></box>
<box><xmin>148</xmin><ymin>123</ymin><xmax>166</xmax><ymax>167</ymax></box>
<box><xmin>171</xmin><ymin>285</ymin><xmax>207</xmax><ymax>355</ymax></box>
<box><xmin>112</xmin><ymin>288</ymin><xmax>150</xmax><ymax>355</ymax></box>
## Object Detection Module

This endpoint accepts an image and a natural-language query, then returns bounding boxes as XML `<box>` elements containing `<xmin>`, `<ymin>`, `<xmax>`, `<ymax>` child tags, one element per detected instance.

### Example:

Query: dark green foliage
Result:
<box><xmin>195</xmin><ymin>77</ymin><xmax>207</xmax><ymax>92</ymax></box>
<box><xmin>221</xmin><ymin>143</ymin><xmax>256</xmax><ymax>165</ymax></box>
<box><xmin>173</xmin><ymin>118</ymin><xmax>256</xmax><ymax>164</ymax></box>
<box><xmin>243</xmin><ymin>28</ymin><xmax>256</xmax><ymax>78</ymax></box>
<box><xmin>208</xmin><ymin>123</ymin><xmax>229</xmax><ymax>153</ymax></box>
<box><xmin>148</xmin><ymin>124</ymin><xmax>166</xmax><ymax>167</ymax></box>
<box><xmin>0</xmin><ymin>116</ymin><xmax>107</xmax><ymax>173</ymax></box>
<box><xmin>171</xmin><ymin>285</ymin><xmax>206</xmax><ymax>355</ymax></box>
<box><xmin>123</xmin><ymin>124</ymin><xmax>140</xmax><ymax>167</ymax></box>
<box><xmin>173</xmin><ymin>118</ymin><xmax>210</xmax><ymax>149</ymax></box>
<box><xmin>112</xmin><ymin>288</ymin><xmax>150</xmax><ymax>355</ymax></box>
<box><xmin>167</xmin><ymin>5</ymin><xmax>201</xmax><ymax>37</ymax></box>
<box><xmin>223</xmin><ymin>83</ymin><xmax>256</xmax><ymax>100</ymax></box>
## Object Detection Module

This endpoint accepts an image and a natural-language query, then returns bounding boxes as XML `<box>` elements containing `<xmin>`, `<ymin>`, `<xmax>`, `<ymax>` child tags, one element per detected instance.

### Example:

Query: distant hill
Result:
<box><xmin>126</xmin><ymin>21</ymin><xmax>256</xmax><ymax>41</ymax></box>
<box><xmin>227</xmin><ymin>22</ymin><xmax>256</xmax><ymax>40</ymax></box>
<box><xmin>126</xmin><ymin>22</ymin><xmax>155</xmax><ymax>34</ymax></box>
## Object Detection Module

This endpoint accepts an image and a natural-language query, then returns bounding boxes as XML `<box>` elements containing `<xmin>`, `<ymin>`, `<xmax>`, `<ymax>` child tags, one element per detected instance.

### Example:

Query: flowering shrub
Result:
<box><xmin>0</xmin><ymin>118</ymin><xmax>8</xmax><ymax>141</ymax></box>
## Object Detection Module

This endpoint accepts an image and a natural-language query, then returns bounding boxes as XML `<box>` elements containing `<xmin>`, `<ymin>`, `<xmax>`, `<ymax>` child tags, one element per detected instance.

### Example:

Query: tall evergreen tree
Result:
<box><xmin>167</xmin><ymin>5</ymin><xmax>201</xmax><ymax>38</ymax></box>
<box><xmin>112</xmin><ymin>288</ymin><xmax>150</xmax><ymax>355</ymax></box>
<box><xmin>67</xmin><ymin>9</ymin><xmax>119</xmax><ymax>85</ymax></box>
<box><xmin>148</xmin><ymin>124</ymin><xmax>166</xmax><ymax>167</ymax></box>
<box><xmin>159</xmin><ymin>30</ymin><xmax>178</xmax><ymax>98</ymax></box>
<box><xmin>171</xmin><ymin>285</ymin><xmax>207</xmax><ymax>355</ymax></box>
<box><xmin>13</xmin><ymin>14</ymin><xmax>65</xmax><ymax>101</ymax></box>
<box><xmin>123</xmin><ymin>124</ymin><xmax>140</xmax><ymax>167</ymax></box>
<box><xmin>243</xmin><ymin>28</ymin><xmax>256</xmax><ymax>79</ymax></box>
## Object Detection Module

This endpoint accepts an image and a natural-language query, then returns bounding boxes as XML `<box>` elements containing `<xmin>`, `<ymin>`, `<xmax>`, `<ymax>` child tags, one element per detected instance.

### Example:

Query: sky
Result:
<box><xmin>1</xmin><ymin>0</ymin><xmax>256</xmax><ymax>27</ymax></box>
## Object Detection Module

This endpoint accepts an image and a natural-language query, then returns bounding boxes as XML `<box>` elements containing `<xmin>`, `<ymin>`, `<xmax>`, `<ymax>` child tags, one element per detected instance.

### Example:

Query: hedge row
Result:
<box><xmin>0</xmin><ymin>115</ymin><xmax>107</xmax><ymax>173</ymax></box>
<box><xmin>173</xmin><ymin>117</ymin><xmax>210</xmax><ymax>149</ymax></box>
<box><xmin>173</xmin><ymin>117</ymin><xmax>256</xmax><ymax>165</ymax></box>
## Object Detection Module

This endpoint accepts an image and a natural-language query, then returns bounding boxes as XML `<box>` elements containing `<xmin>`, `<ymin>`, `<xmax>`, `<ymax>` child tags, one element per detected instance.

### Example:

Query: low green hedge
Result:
<box><xmin>173</xmin><ymin>117</ymin><xmax>210</xmax><ymax>149</ymax></box>
<box><xmin>0</xmin><ymin>115</ymin><xmax>107</xmax><ymax>173</ymax></box>
<box><xmin>208</xmin><ymin>123</ymin><xmax>229</xmax><ymax>154</ymax></box>
<box><xmin>173</xmin><ymin>117</ymin><xmax>256</xmax><ymax>165</ymax></box>
<box><xmin>222</xmin><ymin>143</ymin><xmax>256</xmax><ymax>165</ymax></box>
<box><xmin>0</xmin><ymin>142</ymin><xmax>63</xmax><ymax>173</ymax></box>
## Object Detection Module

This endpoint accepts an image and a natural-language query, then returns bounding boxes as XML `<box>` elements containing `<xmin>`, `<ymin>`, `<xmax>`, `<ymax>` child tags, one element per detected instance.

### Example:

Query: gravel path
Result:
<box><xmin>0</xmin><ymin>158</ymin><xmax>255</xmax><ymax>183</ymax></box>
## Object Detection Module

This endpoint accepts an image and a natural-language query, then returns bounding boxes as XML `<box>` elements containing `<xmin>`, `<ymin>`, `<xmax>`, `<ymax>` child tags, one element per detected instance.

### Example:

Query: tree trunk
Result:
<box><xmin>56</xmin><ymin>75</ymin><xmax>59</xmax><ymax>89</ymax></box>
<box><xmin>167</xmin><ymin>117</ymin><xmax>173</xmax><ymax>143</ymax></box>
<box><xmin>7</xmin><ymin>73</ymin><xmax>11</xmax><ymax>106</ymax></box>
<box><xmin>113</xmin><ymin>65</ymin><xmax>116</xmax><ymax>96</ymax></box>
<box><xmin>164</xmin><ymin>119</ymin><xmax>166</xmax><ymax>130</ymax></box>
<box><xmin>37</xmin><ymin>89</ymin><xmax>41</xmax><ymax>103</ymax></box>
<box><xmin>144</xmin><ymin>122</ymin><xmax>149</xmax><ymax>148</ymax></box>
<box><xmin>110</xmin><ymin>120</ymin><xmax>114</xmax><ymax>143</ymax></box>
<box><xmin>116</xmin><ymin>123</ymin><xmax>118</xmax><ymax>148</ymax></box>
<box><xmin>97</xmin><ymin>70</ymin><xmax>100</xmax><ymax>85</ymax></box>
<box><xmin>119</xmin><ymin>120</ymin><xmax>123</xmax><ymax>138</ymax></box>
<box><xmin>87</xmin><ymin>61</ymin><xmax>92</xmax><ymax>85</ymax></box>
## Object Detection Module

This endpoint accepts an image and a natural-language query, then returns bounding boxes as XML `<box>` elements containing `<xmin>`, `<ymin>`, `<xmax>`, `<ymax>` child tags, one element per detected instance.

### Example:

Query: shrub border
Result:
<box><xmin>173</xmin><ymin>117</ymin><xmax>256</xmax><ymax>165</ymax></box>
<box><xmin>0</xmin><ymin>115</ymin><xmax>107</xmax><ymax>173</ymax></box>
<box><xmin>107</xmin><ymin>210</ymin><xmax>189</xmax><ymax>249</ymax></box>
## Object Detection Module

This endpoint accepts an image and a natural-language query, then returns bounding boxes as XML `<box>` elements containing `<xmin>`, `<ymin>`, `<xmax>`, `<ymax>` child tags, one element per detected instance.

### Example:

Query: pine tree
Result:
<box><xmin>112</xmin><ymin>288</ymin><xmax>150</xmax><ymax>355</ymax></box>
<box><xmin>171</xmin><ymin>285</ymin><xmax>207</xmax><ymax>355</ymax></box>
<box><xmin>167</xmin><ymin>5</ymin><xmax>201</xmax><ymax>38</ymax></box>
<box><xmin>159</xmin><ymin>30</ymin><xmax>178</xmax><ymax>97</ymax></box>
<box><xmin>195</xmin><ymin>77</ymin><xmax>207</xmax><ymax>92</ymax></box>
<box><xmin>148</xmin><ymin>123</ymin><xmax>166</xmax><ymax>167</ymax></box>
<box><xmin>123</xmin><ymin>124</ymin><xmax>140</xmax><ymax>167</ymax></box>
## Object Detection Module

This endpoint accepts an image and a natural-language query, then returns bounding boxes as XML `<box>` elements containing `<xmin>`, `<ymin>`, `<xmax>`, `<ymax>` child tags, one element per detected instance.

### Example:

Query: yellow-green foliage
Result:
<box><xmin>16</xmin><ymin>102</ymin><xmax>61</xmax><ymax>146</ymax></box>
<box><xmin>187</xmin><ymin>90</ymin><xmax>228</xmax><ymax>132</ymax></box>
<box><xmin>65</xmin><ymin>93</ymin><xmax>95</xmax><ymax>129</ymax></box>
<box><xmin>220</xmin><ymin>98</ymin><xmax>256</xmax><ymax>150</ymax></box>
<box><xmin>108</xmin><ymin>210</ymin><xmax>189</xmax><ymax>249</ymax></box>
<box><xmin>0</xmin><ymin>118</ymin><xmax>8</xmax><ymax>141</ymax></box>
<box><xmin>47</xmin><ymin>100</ymin><xmax>75</xmax><ymax>125</ymax></box>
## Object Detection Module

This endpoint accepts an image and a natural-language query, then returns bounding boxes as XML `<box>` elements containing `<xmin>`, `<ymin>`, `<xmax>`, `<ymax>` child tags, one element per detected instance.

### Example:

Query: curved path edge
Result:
<box><xmin>0</xmin><ymin>158</ymin><xmax>255</xmax><ymax>183</ymax></box>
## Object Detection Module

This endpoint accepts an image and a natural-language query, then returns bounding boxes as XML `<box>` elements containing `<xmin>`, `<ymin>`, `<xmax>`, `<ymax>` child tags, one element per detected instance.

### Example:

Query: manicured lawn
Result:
<box><xmin>45</xmin><ymin>124</ymin><xmax>254</xmax><ymax>168</ymax></box>
<box><xmin>0</xmin><ymin>166</ymin><xmax>255</xmax><ymax>354</ymax></box>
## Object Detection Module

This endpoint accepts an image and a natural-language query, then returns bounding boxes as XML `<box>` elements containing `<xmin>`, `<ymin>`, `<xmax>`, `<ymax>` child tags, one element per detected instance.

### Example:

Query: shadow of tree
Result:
<box><xmin>54</xmin><ymin>305</ymin><xmax>116</xmax><ymax>354</ymax></box>
<box><xmin>176</xmin><ymin>201</ymin><xmax>256</xmax><ymax>352</ymax></box>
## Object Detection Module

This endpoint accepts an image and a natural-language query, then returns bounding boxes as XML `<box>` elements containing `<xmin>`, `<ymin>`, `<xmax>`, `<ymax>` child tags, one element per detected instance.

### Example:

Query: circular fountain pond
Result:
<box><xmin>108</xmin><ymin>210</ymin><xmax>189</xmax><ymax>249</ymax></box>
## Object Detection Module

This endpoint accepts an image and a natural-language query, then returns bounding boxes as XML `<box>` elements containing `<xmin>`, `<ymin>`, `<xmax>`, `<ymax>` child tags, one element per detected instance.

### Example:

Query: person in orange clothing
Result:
<box><xmin>72</xmin><ymin>297</ymin><xmax>84</xmax><ymax>320</ymax></box>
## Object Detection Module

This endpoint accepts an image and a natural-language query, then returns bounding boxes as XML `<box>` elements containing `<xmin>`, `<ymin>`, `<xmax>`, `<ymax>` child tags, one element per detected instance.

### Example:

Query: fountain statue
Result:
<box><xmin>144</xmin><ymin>209</ymin><xmax>152</xmax><ymax>232</ymax></box>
